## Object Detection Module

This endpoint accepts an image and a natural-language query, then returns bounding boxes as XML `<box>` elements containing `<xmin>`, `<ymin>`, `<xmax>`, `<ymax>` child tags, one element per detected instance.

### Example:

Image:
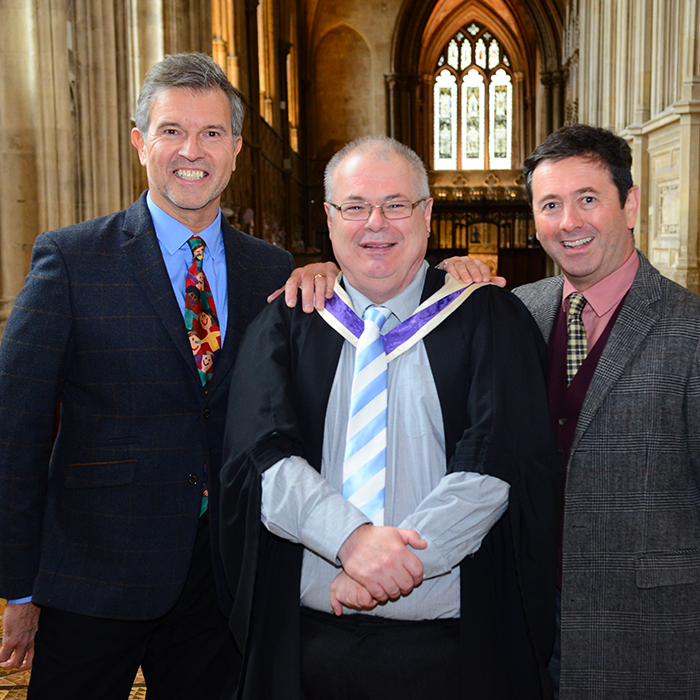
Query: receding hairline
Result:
<box><xmin>325</xmin><ymin>137</ymin><xmax>430</xmax><ymax>204</ymax></box>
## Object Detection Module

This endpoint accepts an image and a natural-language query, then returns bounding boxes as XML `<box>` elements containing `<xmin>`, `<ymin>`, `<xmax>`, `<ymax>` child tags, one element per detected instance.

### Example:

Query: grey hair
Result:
<box><xmin>133</xmin><ymin>52</ymin><xmax>245</xmax><ymax>138</ymax></box>
<box><xmin>324</xmin><ymin>136</ymin><xmax>431</xmax><ymax>205</ymax></box>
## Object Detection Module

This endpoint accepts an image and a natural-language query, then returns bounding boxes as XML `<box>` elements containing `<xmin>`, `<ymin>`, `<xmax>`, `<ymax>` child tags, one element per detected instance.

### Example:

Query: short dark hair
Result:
<box><xmin>134</xmin><ymin>52</ymin><xmax>245</xmax><ymax>138</ymax></box>
<box><xmin>523</xmin><ymin>124</ymin><xmax>633</xmax><ymax>207</ymax></box>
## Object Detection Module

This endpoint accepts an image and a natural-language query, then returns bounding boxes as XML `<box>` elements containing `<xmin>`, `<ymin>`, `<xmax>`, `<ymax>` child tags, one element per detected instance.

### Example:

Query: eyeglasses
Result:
<box><xmin>327</xmin><ymin>199</ymin><xmax>425</xmax><ymax>221</ymax></box>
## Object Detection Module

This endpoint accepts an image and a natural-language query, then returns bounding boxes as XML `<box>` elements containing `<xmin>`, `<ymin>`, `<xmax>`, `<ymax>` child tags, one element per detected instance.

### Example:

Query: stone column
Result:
<box><xmin>386</xmin><ymin>73</ymin><xmax>399</xmax><ymax>140</ymax></box>
<box><xmin>552</xmin><ymin>70</ymin><xmax>565</xmax><ymax>131</ymax></box>
<box><xmin>538</xmin><ymin>71</ymin><xmax>553</xmax><ymax>143</ymax></box>
<box><xmin>513</xmin><ymin>71</ymin><xmax>525</xmax><ymax>165</ymax></box>
<box><xmin>672</xmin><ymin>100</ymin><xmax>700</xmax><ymax>293</ymax></box>
<box><xmin>626</xmin><ymin>125</ymin><xmax>649</xmax><ymax>253</ymax></box>
<box><xmin>0</xmin><ymin>0</ymin><xmax>76</xmax><ymax>334</ymax></box>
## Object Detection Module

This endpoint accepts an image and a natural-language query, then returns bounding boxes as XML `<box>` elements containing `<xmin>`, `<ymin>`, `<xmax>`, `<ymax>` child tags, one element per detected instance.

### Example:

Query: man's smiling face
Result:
<box><xmin>131</xmin><ymin>87</ymin><xmax>242</xmax><ymax>233</ymax></box>
<box><xmin>532</xmin><ymin>156</ymin><xmax>640</xmax><ymax>291</ymax></box>
<box><xmin>325</xmin><ymin>150</ymin><xmax>432</xmax><ymax>304</ymax></box>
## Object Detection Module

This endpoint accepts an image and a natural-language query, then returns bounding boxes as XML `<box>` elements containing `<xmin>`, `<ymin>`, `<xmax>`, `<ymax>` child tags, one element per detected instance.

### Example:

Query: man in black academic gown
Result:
<box><xmin>220</xmin><ymin>136</ymin><xmax>563</xmax><ymax>700</ymax></box>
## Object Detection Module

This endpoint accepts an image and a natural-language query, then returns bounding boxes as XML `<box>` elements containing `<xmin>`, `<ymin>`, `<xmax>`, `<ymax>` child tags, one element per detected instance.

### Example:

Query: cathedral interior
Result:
<box><xmin>1</xmin><ymin>0</ymin><xmax>700</xmax><ymax>695</ymax></box>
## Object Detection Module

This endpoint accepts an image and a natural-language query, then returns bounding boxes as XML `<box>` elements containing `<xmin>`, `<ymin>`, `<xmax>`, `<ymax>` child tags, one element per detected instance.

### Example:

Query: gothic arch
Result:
<box><xmin>313</xmin><ymin>24</ymin><xmax>373</xmax><ymax>159</ymax></box>
<box><xmin>388</xmin><ymin>0</ymin><xmax>564</xmax><ymax>165</ymax></box>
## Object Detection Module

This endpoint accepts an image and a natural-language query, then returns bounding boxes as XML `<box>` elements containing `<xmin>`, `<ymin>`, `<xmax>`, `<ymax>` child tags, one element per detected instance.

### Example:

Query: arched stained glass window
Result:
<box><xmin>462</xmin><ymin>70</ymin><xmax>484</xmax><ymax>168</ymax></box>
<box><xmin>433</xmin><ymin>23</ymin><xmax>513</xmax><ymax>170</ymax></box>
<box><xmin>434</xmin><ymin>69</ymin><xmax>458</xmax><ymax>170</ymax></box>
<box><xmin>489</xmin><ymin>69</ymin><xmax>512</xmax><ymax>168</ymax></box>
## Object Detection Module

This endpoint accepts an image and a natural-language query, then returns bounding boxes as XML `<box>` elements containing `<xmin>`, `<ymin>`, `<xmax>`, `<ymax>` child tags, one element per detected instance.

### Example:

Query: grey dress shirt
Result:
<box><xmin>261</xmin><ymin>262</ymin><xmax>509</xmax><ymax>618</ymax></box>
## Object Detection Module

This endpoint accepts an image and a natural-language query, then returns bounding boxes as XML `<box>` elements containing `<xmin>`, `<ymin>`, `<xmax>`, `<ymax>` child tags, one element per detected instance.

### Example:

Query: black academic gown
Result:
<box><xmin>220</xmin><ymin>267</ymin><xmax>564</xmax><ymax>700</ymax></box>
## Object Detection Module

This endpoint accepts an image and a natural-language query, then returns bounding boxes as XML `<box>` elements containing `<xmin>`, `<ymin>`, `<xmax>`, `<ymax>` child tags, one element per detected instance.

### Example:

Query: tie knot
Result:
<box><xmin>364</xmin><ymin>305</ymin><xmax>391</xmax><ymax>331</ymax></box>
<box><xmin>188</xmin><ymin>236</ymin><xmax>206</xmax><ymax>268</ymax></box>
<box><xmin>567</xmin><ymin>292</ymin><xmax>587</xmax><ymax>318</ymax></box>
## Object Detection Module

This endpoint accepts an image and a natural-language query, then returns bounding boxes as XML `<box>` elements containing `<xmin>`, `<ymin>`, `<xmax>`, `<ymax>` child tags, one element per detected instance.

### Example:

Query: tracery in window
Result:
<box><xmin>433</xmin><ymin>23</ymin><xmax>513</xmax><ymax>170</ymax></box>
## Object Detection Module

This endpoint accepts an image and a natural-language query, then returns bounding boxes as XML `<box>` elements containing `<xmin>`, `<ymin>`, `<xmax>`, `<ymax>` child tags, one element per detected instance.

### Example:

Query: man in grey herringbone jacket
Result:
<box><xmin>514</xmin><ymin>125</ymin><xmax>700</xmax><ymax>699</ymax></box>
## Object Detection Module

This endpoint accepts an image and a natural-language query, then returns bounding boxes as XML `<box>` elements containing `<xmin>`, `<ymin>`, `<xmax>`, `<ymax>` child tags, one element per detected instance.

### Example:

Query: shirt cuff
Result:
<box><xmin>261</xmin><ymin>456</ymin><xmax>371</xmax><ymax>564</ymax></box>
<box><xmin>6</xmin><ymin>596</ymin><xmax>33</xmax><ymax>605</ymax></box>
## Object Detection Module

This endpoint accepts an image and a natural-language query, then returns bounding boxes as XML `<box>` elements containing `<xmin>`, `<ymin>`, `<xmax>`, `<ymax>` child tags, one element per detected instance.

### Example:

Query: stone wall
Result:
<box><xmin>565</xmin><ymin>0</ymin><xmax>700</xmax><ymax>292</ymax></box>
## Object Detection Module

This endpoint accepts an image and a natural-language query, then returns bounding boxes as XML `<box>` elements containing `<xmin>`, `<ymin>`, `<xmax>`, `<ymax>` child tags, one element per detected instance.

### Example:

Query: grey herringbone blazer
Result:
<box><xmin>515</xmin><ymin>252</ymin><xmax>700</xmax><ymax>699</ymax></box>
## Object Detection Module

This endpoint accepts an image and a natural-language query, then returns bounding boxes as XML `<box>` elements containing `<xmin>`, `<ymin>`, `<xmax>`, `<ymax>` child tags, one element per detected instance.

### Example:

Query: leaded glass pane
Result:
<box><xmin>447</xmin><ymin>40</ymin><xmax>459</xmax><ymax>69</ymax></box>
<box><xmin>455</xmin><ymin>31</ymin><xmax>465</xmax><ymax>42</ymax></box>
<box><xmin>475</xmin><ymin>38</ymin><xmax>487</xmax><ymax>68</ymax></box>
<box><xmin>488</xmin><ymin>40</ymin><xmax>500</xmax><ymax>69</ymax></box>
<box><xmin>483</xmin><ymin>32</ymin><xmax>492</xmax><ymax>40</ymax></box>
<box><xmin>461</xmin><ymin>39</ymin><xmax>472</xmax><ymax>70</ymax></box>
<box><xmin>503</xmin><ymin>53</ymin><xmax>510</xmax><ymax>67</ymax></box>
<box><xmin>462</xmin><ymin>69</ymin><xmax>485</xmax><ymax>169</ymax></box>
<box><xmin>438</xmin><ymin>55</ymin><xmax>444</xmax><ymax>67</ymax></box>
<box><xmin>489</xmin><ymin>69</ymin><xmax>512</xmax><ymax>168</ymax></box>
<box><xmin>467</xmin><ymin>22</ymin><xmax>480</xmax><ymax>36</ymax></box>
<box><xmin>434</xmin><ymin>70</ymin><xmax>457</xmax><ymax>170</ymax></box>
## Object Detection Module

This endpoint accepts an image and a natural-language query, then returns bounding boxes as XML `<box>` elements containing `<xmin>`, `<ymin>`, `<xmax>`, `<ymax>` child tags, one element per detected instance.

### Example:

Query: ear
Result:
<box><xmin>423</xmin><ymin>198</ymin><xmax>434</xmax><ymax>233</ymax></box>
<box><xmin>131</xmin><ymin>128</ymin><xmax>147</xmax><ymax>167</ymax></box>
<box><xmin>624</xmin><ymin>185</ymin><xmax>641</xmax><ymax>230</ymax></box>
<box><xmin>231</xmin><ymin>136</ymin><xmax>243</xmax><ymax>172</ymax></box>
<box><xmin>324</xmin><ymin>202</ymin><xmax>334</xmax><ymax>237</ymax></box>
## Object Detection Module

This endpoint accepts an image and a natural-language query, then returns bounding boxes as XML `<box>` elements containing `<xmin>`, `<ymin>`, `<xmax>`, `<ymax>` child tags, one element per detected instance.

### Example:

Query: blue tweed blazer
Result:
<box><xmin>515</xmin><ymin>252</ymin><xmax>700</xmax><ymax>699</ymax></box>
<box><xmin>0</xmin><ymin>193</ymin><xmax>294</xmax><ymax>620</ymax></box>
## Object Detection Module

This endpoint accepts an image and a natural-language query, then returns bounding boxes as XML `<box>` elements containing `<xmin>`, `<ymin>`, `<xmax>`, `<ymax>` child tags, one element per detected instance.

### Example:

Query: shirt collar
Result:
<box><xmin>343</xmin><ymin>261</ymin><xmax>428</xmax><ymax>326</ymax></box>
<box><xmin>146</xmin><ymin>191</ymin><xmax>223</xmax><ymax>259</ymax></box>
<box><xmin>562</xmin><ymin>249</ymin><xmax>639</xmax><ymax>317</ymax></box>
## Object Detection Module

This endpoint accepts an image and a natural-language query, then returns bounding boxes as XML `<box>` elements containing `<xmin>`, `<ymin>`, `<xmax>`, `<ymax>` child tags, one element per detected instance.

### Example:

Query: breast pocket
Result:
<box><xmin>635</xmin><ymin>549</ymin><xmax>700</xmax><ymax>588</ymax></box>
<box><xmin>65</xmin><ymin>460</ymin><xmax>137</xmax><ymax>489</ymax></box>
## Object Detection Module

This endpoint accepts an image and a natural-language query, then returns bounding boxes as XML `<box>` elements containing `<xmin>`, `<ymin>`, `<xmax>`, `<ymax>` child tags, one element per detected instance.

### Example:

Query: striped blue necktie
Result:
<box><xmin>342</xmin><ymin>305</ymin><xmax>391</xmax><ymax>525</ymax></box>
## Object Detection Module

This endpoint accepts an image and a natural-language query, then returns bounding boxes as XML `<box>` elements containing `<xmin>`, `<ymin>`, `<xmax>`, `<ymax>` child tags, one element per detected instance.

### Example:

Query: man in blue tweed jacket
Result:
<box><xmin>0</xmin><ymin>53</ymin><xmax>302</xmax><ymax>699</ymax></box>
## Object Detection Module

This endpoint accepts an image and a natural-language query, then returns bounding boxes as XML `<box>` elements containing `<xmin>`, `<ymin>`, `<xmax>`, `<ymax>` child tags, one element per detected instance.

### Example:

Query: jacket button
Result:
<box><xmin>558</xmin><ymin>417</ymin><xmax>566</xmax><ymax>425</ymax></box>
<box><xmin>187</xmin><ymin>474</ymin><xmax>199</xmax><ymax>485</ymax></box>
<box><xmin>203</xmin><ymin>408</ymin><xmax>212</xmax><ymax>419</ymax></box>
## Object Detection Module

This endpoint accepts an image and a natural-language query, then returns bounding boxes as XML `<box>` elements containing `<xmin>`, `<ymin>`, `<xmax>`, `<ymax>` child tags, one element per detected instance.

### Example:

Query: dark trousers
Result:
<box><xmin>300</xmin><ymin>607</ymin><xmax>460</xmax><ymax>700</ymax></box>
<box><xmin>28</xmin><ymin>517</ymin><xmax>239</xmax><ymax>700</ymax></box>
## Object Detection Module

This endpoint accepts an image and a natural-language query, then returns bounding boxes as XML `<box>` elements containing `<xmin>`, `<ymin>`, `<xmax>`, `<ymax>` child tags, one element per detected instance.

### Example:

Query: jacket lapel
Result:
<box><xmin>527</xmin><ymin>277</ymin><xmax>563</xmax><ymax>341</ymax></box>
<box><xmin>121</xmin><ymin>194</ymin><xmax>202</xmax><ymax>384</ymax></box>
<box><xmin>570</xmin><ymin>253</ymin><xmax>661</xmax><ymax>454</ymax></box>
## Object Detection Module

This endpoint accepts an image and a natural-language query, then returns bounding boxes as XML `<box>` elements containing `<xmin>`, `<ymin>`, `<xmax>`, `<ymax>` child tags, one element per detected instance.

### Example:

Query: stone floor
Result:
<box><xmin>0</xmin><ymin>600</ymin><xmax>146</xmax><ymax>699</ymax></box>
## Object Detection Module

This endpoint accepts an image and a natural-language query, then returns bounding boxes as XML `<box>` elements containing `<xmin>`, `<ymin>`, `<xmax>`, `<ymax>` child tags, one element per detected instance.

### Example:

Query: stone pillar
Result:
<box><xmin>513</xmin><ymin>71</ymin><xmax>525</xmax><ymax>165</ymax></box>
<box><xmin>212</xmin><ymin>0</ymin><xmax>240</xmax><ymax>88</ymax></box>
<box><xmin>538</xmin><ymin>71</ymin><xmax>553</xmax><ymax>143</ymax></box>
<box><xmin>163</xmin><ymin>0</ymin><xmax>211</xmax><ymax>55</ymax></box>
<box><xmin>72</xmin><ymin>0</ymin><xmax>133</xmax><ymax>221</ymax></box>
<box><xmin>626</xmin><ymin>125</ymin><xmax>649</xmax><ymax>253</ymax></box>
<box><xmin>0</xmin><ymin>0</ymin><xmax>76</xmax><ymax>334</ymax></box>
<box><xmin>673</xmin><ymin>99</ymin><xmax>700</xmax><ymax>294</ymax></box>
<box><xmin>245</xmin><ymin>0</ymin><xmax>263</xmax><ymax>237</ymax></box>
<box><xmin>552</xmin><ymin>70</ymin><xmax>565</xmax><ymax>131</ymax></box>
<box><xmin>386</xmin><ymin>73</ymin><xmax>399</xmax><ymax>140</ymax></box>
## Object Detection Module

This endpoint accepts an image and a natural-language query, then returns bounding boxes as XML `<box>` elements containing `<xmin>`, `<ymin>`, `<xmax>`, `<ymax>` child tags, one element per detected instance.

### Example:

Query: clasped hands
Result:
<box><xmin>330</xmin><ymin>523</ymin><xmax>427</xmax><ymax>616</ymax></box>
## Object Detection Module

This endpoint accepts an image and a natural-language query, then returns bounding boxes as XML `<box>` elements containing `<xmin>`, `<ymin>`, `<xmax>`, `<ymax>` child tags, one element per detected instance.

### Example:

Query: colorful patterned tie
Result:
<box><xmin>342</xmin><ymin>305</ymin><xmax>391</xmax><ymax>525</ymax></box>
<box><xmin>185</xmin><ymin>236</ymin><xmax>221</xmax><ymax>386</ymax></box>
<box><xmin>566</xmin><ymin>292</ymin><xmax>587</xmax><ymax>385</ymax></box>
